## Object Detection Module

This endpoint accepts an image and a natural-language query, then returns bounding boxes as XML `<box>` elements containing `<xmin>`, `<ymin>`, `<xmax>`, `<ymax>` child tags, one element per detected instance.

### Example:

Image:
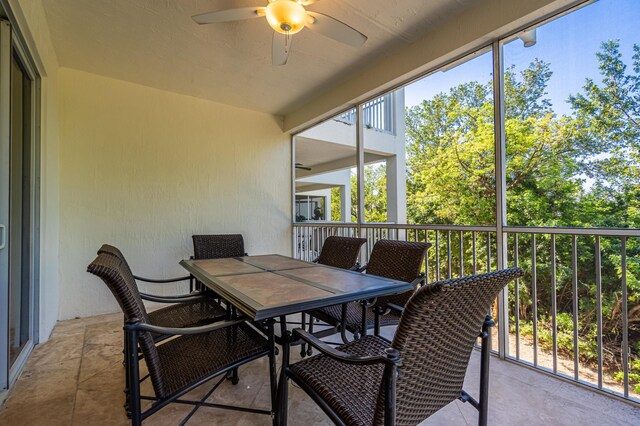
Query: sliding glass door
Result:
<box><xmin>0</xmin><ymin>18</ymin><xmax>39</xmax><ymax>391</ymax></box>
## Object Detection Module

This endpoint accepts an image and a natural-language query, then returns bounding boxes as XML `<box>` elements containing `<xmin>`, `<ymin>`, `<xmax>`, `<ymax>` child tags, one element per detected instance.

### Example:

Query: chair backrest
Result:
<box><xmin>97</xmin><ymin>244</ymin><xmax>144</xmax><ymax>304</ymax></box>
<box><xmin>98</xmin><ymin>243</ymin><xmax>134</xmax><ymax>275</ymax></box>
<box><xmin>365</xmin><ymin>240</ymin><xmax>431</xmax><ymax>308</ymax></box>
<box><xmin>192</xmin><ymin>234</ymin><xmax>245</xmax><ymax>259</ymax></box>
<box><xmin>316</xmin><ymin>236</ymin><xmax>366</xmax><ymax>269</ymax></box>
<box><xmin>365</xmin><ymin>240</ymin><xmax>430</xmax><ymax>283</ymax></box>
<box><xmin>374</xmin><ymin>267</ymin><xmax>524</xmax><ymax>425</ymax></box>
<box><xmin>87</xmin><ymin>253</ymin><xmax>169</xmax><ymax>397</ymax></box>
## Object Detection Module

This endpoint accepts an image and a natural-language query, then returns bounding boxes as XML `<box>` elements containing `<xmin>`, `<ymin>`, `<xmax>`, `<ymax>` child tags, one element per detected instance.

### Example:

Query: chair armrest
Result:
<box><xmin>125</xmin><ymin>317</ymin><xmax>247</xmax><ymax>336</ymax></box>
<box><xmin>386</xmin><ymin>303</ymin><xmax>404</xmax><ymax>314</ymax></box>
<box><xmin>349</xmin><ymin>261</ymin><xmax>363</xmax><ymax>271</ymax></box>
<box><xmin>409</xmin><ymin>273</ymin><xmax>426</xmax><ymax>287</ymax></box>
<box><xmin>139</xmin><ymin>292</ymin><xmax>205</xmax><ymax>303</ymax></box>
<box><xmin>354</xmin><ymin>263</ymin><xmax>368</xmax><ymax>273</ymax></box>
<box><xmin>133</xmin><ymin>274</ymin><xmax>192</xmax><ymax>284</ymax></box>
<box><xmin>293</xmin><ymin>328</ymin><xmax>400</xmax><ymax>366</ymax></box>
<box><xmin>359</xmin><ymin>298</ymin><xmax>377</xmax><ymax>308</ymax></box>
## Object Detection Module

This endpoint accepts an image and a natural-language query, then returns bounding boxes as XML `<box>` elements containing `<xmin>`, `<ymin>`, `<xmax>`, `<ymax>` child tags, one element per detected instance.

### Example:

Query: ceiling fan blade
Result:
<box><xmin>295</xmin><ymin>163</ymin><xmax>312</xmax><ymax>171</ymax></box>
<box><xmin>272</xmin><ymin>32</ymin><xmax>291</xmax><ymax>66</ymax></box>
<box><xmin>192</xmin><ymin>7</ymin><xmax>265</xmax><ymax>24</ymax></box>
<box><xmin>305</xmin><ymin>11</ymin><xmax>367</xmax><ymax>48</ymax></box>
<box><xmin>298</xmin><ymin>0</ymin><xmax>320</xmax><ymax>5</ymax></box>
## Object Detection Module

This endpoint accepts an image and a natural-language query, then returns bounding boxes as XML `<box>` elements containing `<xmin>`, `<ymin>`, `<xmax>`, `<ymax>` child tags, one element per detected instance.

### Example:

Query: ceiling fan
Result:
<box><xmin>295</xmin><ymin>163</ymin><xmax>311</xmax><ymax>171</ymax></box>
<box><xmin>192</xmin><ymin>0</ymin><xmax>367</xmax><ymax>65</ymax></box>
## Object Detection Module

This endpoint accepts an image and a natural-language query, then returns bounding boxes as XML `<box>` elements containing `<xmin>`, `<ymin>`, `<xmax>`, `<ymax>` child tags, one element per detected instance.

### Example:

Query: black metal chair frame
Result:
<box><xmin>308</xmin><ymin>273</ymin><xmax>426</xmax><ymax>347</ymax></box>
<box><xmin>300</xmin><ymin>236</ymin><xmax>368</xmax><ymax>356</ymax></box>
<box><xmin>125</xmin><ymin>317</ymin><xmax>279</xmax><ymax>426</ymax></box>
<box><xmin>98</xmin><ymin>245</ymin><xmax>198</xmax><ymax>301</ymax></box>
<box><xmin>96</xmin><ymin>245</ymin><xmax>234</xmax><ymax>415</ymax></box>
<box><xmin>277</xmin><ymin>316</ymin><xmax>495</xmax><ymax>426</ymax></box>
<box><xmin>277</xmin><ymin>267</ymin><xmax>525</xmax><ymax>425</ymax></box>
<box><xmin>307</xmin><ymin>240</ymin><xmax>431</xmax><ymax>347</ymax></box>
<box><xmin>191</xmin><ymin>234</ymin><xmax>248</xmax><ymax>297</ymax></box>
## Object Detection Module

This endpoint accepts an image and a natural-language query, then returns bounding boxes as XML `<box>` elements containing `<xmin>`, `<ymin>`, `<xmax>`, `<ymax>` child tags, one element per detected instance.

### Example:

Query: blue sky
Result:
<box><xmin>404</xmin><ymin>0</ymin><xmax>640</xmax><ymax>115</ymax></box>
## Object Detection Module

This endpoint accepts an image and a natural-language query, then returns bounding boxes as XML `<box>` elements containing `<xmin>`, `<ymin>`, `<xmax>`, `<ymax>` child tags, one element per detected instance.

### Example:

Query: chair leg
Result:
<box><xmin>123</xmin><ymin>320</ymin><xmax>131</xmax><ymax>418</ymax></box>
<box><xmin>360</xmin><ymin>302</ymin><xmax>368</xmax><ymax>338</ymax></box>
<box><xmin>125</xmin><ymin>325</ymin><xmax>142</xmax><ymax>426</ymax></box>
<box><xmin>306</xmin><ymin>317</ymin><xmax>314</xmax><ymax>356</ymax></box>
<box><xmin>374</xmin><ymin>306</ymin><xmax>382</xmax><ymax>337</ymax></box>
<box><xmin>383</xmin><ymin>348</ymin><xmax>400</xmax><ymax>426</ymax></box>
<box><xmin>300</xmin><ymin>313</ymin><xmax>307</xmax><ymax>357</ymax></box>
<box><xmin>226</xmin><ymin>368</ymin><xmax>240</xmax><ymax>385</ymax></box>
<box><xmin>277</xmin><ymin>323</ymin><xmax>291</xmax><ymax>426</ymax></box>
<box><xmin>478</xmin><ymin>315</ymin><xmax>494</xmax><ymax>426</ymax></box>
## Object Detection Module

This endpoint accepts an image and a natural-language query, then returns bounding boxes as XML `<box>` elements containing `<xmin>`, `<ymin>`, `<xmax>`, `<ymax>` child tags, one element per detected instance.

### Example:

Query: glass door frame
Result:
<box><xmin>0</xmin><ymin>15</ymin><xmax>41</xmax><ymax>393</ymax></box>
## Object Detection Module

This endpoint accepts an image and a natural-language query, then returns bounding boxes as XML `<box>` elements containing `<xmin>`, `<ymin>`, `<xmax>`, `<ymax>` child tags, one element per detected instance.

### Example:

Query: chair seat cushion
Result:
<box><xmin>309</xmin><ymin>302</ymin><xmax>401</xmax><ymax>334</ymax></box>
<box><xmin>148</xmin><ymin>298</ymin><xmax>226</xmax><ymax>339</ymax></box>
<box><xmin>156</xmin><ymin>322</ymin><xmax>269</xmax><ymax>398</ymax></box>
<box><xmin>289</xmin><ymin>335</ymin><xmax>390</xmax><ymax>426</ymax></box>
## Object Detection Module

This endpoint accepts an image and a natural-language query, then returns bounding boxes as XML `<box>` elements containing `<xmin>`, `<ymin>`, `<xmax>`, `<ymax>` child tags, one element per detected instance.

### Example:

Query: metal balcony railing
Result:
<box><xmin>292</xmin><ymin>222</ymin><xmax>640</xmax><ymax>405</ymax></box>
<box><xmin>334</xmin><ymin>94</ymin><xmax>394</xmax><ymax>134</ymax></box>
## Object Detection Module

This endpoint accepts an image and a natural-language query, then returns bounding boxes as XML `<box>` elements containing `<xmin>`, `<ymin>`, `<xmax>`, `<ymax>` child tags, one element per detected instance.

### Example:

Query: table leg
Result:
<box><xmin>266</xmin><ymin>319</ymin><xmax>278</xmax><ymax>425</ymax></box>
<box><xmin>276</xmin><ymin>315</ymin><xmax>291</xmax><ymax>426</ymax></box>
<box><xmin>340</xmin><ymin>303</ymin><xmax>350</xmax><ymax>344</ymax></box>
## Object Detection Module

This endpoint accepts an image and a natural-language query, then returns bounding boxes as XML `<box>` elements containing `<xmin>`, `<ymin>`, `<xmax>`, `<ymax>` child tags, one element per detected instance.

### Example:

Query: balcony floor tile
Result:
<box><xmin>1</xmin><ymin>312</ymin><xmax>638</xmax><ymax>425</ymax></box>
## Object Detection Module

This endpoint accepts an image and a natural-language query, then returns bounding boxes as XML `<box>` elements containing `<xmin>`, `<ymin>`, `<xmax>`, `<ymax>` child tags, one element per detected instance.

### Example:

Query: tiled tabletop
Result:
<box><xmin>180</xmin><ymin>254</ymin><xmax>412</xmax><ymax>321</ymax></box>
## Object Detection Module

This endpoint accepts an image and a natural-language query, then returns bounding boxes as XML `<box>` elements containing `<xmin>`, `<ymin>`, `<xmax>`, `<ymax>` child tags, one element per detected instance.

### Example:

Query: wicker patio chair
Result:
<box><xmin>277</xmin><ymin>267</ymin><xmax>524</xmax><ymax>426</ymax></box>
<box><xmin>98</xmin><ymin>244</ymin><xmax>227</xmax><ymax>334</ymax></box>
<box><xmin>308</xmin><ymin>240</ymin><xmax>430</xmax><ymax>342</ymax></box>
<box><xmin>314</xmin><ymin>236</ymin><xmax>367</xmax><ymax>269</ymax></box>
<box><xmin>192</xmin><ymin>234</ymin><xmax>247</xmax><ymax>259</ymax></box>
<box><xmin>191</xmin><ymin>233</ymin><xmax>248</xmax><ymax>297</ymax></box>
<box><xmin>96</xmin><ymin>244</ymin><xmax>231</xmax><ymax>417</ymax></box>
<box><xmin>299</xmin><ymin>236</ymin><xmax>367</xmax><ymax>356</ymax></box>
<box><xmin>87</xmin><ymin>253</ymin><xmax>276</xmax><ymax>425</ymax></box>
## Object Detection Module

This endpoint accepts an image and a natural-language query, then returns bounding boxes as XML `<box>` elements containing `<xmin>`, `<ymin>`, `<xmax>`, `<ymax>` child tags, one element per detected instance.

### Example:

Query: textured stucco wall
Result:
<box><xmin>58</xmin><ymin>68</ymin><xmax>290</xmax><ymax>319</ymax></box>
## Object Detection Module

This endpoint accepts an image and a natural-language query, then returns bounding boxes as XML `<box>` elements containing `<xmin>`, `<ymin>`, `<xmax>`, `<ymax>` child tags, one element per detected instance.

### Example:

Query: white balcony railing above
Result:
<box><xmin>334</xmin><ymin>94</ymin><xmax>394</xmax><ymax>134</ymax></box>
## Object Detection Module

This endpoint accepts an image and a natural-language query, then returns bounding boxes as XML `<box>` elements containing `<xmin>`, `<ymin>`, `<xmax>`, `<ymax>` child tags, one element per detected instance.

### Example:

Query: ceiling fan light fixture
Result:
<box><xmin>266</xmin><ymin>0</ymin><xmax>307</xmax><ymax>34</ymax></box>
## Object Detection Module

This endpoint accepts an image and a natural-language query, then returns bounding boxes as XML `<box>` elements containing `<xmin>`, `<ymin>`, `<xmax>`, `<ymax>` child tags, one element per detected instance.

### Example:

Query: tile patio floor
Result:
<box><xmin>0</xmin><ymin>312</ymin><xmax>639</xmax><ymax>425</ymax></box>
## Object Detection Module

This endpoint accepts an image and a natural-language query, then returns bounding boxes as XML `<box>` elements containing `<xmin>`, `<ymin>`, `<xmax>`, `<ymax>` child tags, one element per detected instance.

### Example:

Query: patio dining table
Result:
<box><xmin>179</xmin><ymin>254</ymin><xmax>413</xmax><ymax>424</ymax></box>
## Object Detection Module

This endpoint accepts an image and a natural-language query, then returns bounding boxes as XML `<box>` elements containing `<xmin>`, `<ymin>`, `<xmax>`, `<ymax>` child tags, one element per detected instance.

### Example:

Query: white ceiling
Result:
<box><xmin>41</xmin><ymin>0</ymin><xmax>476</xmax><ymax>116</ymax></box>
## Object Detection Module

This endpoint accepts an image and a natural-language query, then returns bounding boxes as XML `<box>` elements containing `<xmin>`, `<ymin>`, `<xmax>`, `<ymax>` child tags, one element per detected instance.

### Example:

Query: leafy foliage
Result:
<box><xmin>401</xmin><ymin>40</ymin><xmax>640</xmax><ymax>393</ymax></box>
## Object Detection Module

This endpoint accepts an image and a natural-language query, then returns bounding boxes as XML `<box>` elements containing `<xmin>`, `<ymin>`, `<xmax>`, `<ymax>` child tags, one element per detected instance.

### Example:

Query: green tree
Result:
<box><xmin>569</xmin><ymin>41</ymin><xmax>640</xmax><ymax>192</ymax></box>
<box><xmin>402</xmin><ymin>41</ymin><xmax>640</xmax><ymax>392</ymax></box>
<box><xmin>405</xmin><ymin>60</ymin><xmax>584</xmax><ymax>226</ymax></box>
<box><xmin>330</xmin><ymin>187</ymin><xmax>341</xmax><ymax>221</ymax></box>
<box><xmin>348</xmin><ymin>165</ymin><xmax>388</xmax><ymax>222</ymax></box>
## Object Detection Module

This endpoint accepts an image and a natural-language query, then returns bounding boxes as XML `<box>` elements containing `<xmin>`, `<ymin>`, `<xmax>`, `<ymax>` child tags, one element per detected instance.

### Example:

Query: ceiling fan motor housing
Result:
<box><xmin>266</xmin><ymin>0</ymin><xmax>307</xmax><ymax>35</ymax></box>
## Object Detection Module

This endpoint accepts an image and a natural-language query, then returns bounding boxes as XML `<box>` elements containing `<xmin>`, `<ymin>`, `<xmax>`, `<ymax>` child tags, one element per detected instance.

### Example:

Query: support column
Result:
<box><xmin>493</xmin><ymin>41</ymin><xmax>509</xmax><ymax>359</ymax></box>
<box><xmin>386</xmin><ymin>90</ymin><xmax>406</xmax><ymax>226</ymax></box>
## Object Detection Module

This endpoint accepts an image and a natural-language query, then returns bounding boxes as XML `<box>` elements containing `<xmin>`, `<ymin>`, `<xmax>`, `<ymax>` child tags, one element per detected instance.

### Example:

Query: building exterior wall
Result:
<box><xmin>57</xmin><ymin>68</ymin><xmax>290</xmax><ymax>319</ymax></box>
